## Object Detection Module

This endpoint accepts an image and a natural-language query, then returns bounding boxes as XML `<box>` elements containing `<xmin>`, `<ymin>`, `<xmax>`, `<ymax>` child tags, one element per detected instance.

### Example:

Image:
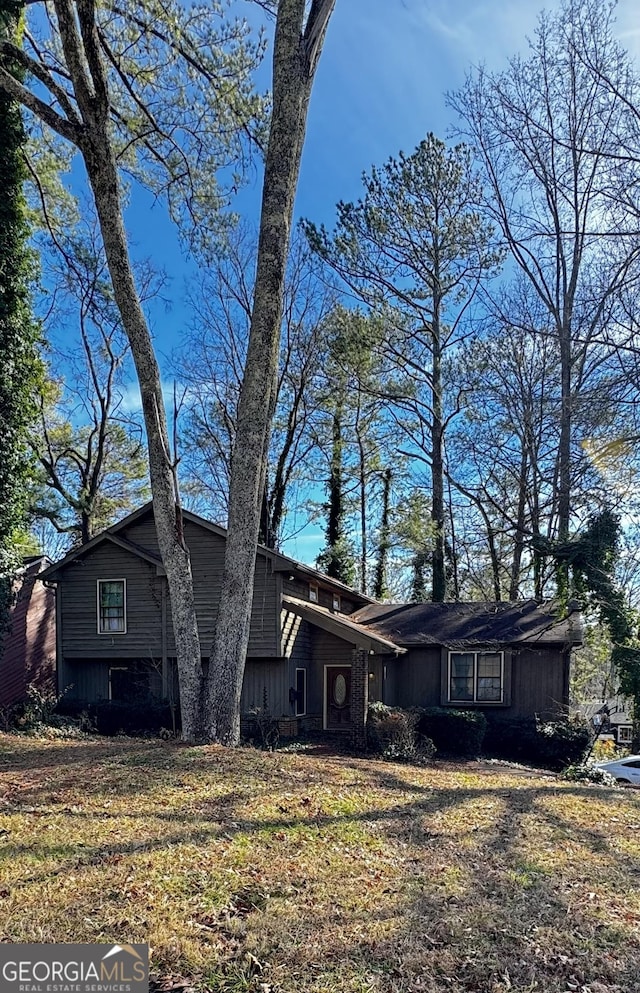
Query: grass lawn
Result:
<box><xmin>0</xmin><ymin>735</ymin><xmax>639</xmax><ymax>993</ymax></box>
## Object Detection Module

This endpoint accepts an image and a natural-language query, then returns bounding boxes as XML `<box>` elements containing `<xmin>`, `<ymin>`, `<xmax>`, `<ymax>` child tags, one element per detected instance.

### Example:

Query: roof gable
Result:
<box><xmin>40</xmin><ymin>502</ymin><xmax>374</xmax><ymax>604</ymax></box>
<box><xmin>41</xmin><ymin>531</ymin><xmax>164</xmax><ymax>580</ymax></box>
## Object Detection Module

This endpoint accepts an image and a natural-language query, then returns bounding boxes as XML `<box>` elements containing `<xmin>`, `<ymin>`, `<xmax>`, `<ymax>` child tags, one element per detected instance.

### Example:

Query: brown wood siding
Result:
<box><xmin>368</xmin><ymin>655</ymin><xmax>385</xmax><ymax>704</ymax></box>
<box><xmin>64</xmin><ymin>658</ymin><xmax>163</xmax><ymax>704</ymax></box>
<box><xmin>64</xmin><ymin>659</ymin><xmax>110</xmax><ymax>702</ymax></box>
<box><xmin>240</xmin><ymin>659</ymin><xmax>288</xmax><ymax>716</ymax></box>
<box><xmin>387</xmin><ymin>645</ymin><xmax>565</xmax><ymax>719</ymax></box>
<box><xmin>282</xmin><ymin>612</ymin><xmax>311</xmax><ymax>715</ymax></box>
<box><xmin>59</xmin><ymin>545</ymin><xmax>164</xmax><ymax>659</ymax></box>
<box><xmin>0</xmin><ymin>561</ymin><xmax>56</xmax><ymax>707</ymax></box>
<box><xmin>309</xmin><ymin>629</ymin><xmax>355</xmax><ymax>717</ymax></box>
<box><xmin>392</xmin><ymin>648</ymin><xmax>442</xmax><ymax>709</ymax></box>
<box><xmin>125</xmin><ymin>517</ymin><xmax>278</xmax><ymax>657</ymax></box>
<box><xmin>510</xmin><ymin>647</ymin><xmax>565</xmax><ymax>718</ymax></box>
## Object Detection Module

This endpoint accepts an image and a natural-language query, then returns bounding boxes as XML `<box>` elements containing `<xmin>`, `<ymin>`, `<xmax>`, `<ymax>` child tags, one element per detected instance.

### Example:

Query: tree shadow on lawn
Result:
<box><xmin>4</xmin><ymin>783</ymin><xmax>640</xmax><ymax>958</ymax></box>
<box><xmin>235</xmin><ymin>781</ymin><xmax>640</xmax><ymax>992</ymax></box>
<box><xmin>3</xmin><ymin>742</ymin><xmax>640</xmax><ymax>991</ymax></box>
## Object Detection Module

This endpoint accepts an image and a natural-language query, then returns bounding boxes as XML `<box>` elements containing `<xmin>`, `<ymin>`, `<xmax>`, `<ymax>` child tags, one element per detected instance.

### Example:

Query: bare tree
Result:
<box><xmin>31</xmin><ymin>221</ymin><xmax>150</xmax><ymax>547</ymax></box>
<box><xmin>206</xmin><ymin>0</ymin><xmax>337</xmax><ymax>745</ymax></box>
<box><xmin>178</xmin><ymin>225</ymin><xmax>336</xmax><ymax>545</ymax></box>
<box><xmin>449</xmin><ymin>0</ymin><xmax>640</xmax><ymax>595</ymax></box>
<box><xmin>0</xmin><ymin>0</ymin><xmax>265</xmax><ymax>740</ymax></box>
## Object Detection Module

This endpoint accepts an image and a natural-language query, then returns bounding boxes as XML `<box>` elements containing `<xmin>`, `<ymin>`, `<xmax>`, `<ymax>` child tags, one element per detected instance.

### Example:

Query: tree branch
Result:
<box><xmin>0</xmin><ymin>64</ymin><xmax>81</xmax><ymax>142</ymax></box>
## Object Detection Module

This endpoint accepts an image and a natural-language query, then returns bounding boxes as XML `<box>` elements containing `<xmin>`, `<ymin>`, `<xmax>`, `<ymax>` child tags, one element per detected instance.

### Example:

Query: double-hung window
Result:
<box><xmin>448</xmin><ymin>651</ymin><xmax>503</xmax><ymax>703</ymax></box>
<box><xmin>98</xmin><ymin>579</ymin><xmax>126</xmax><ymax>634</ymax></box>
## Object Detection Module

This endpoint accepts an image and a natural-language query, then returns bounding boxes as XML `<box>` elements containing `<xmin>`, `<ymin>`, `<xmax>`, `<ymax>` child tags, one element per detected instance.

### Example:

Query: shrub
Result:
<box><xmin>417</xmin><ymin>707</ymin><xmax>487</xmax><ymax>757</ymax></box>
<box><xmin>248</xmin><ymin>707</ymin><xmax>280</xmax><ymax>751</ymax></box>
<box><xmin>561</xmin><ymin>764</ymin><xmax>617</xmax><ymax>786</ymax></box>
<box><xmin>367</xmin><ymin>703</ymin><xmax>435</xmax><ymax>764</ymax></box>
<box><xmin>484</xmin><ymin>715</ymin><xmax>592</xmax><ymax>770</ymax></box>
<box><xmin>590</xmin><ymin>737</ymin><xmax>618</xmax><ymax>762</ymax></box>
<box><xmin>0</xmin><ymin>684</ymin><xmax>90</xmax><ymax>738</ymax></box>
<box><xmin>483</xmin><ymin>717</ymin><xmax>537</xmax><ymax>762</ymax></box>
<box><xmin>535</xmin><ymin>717</ymin><xmax>592</xmax><ymax>769</ymax></box>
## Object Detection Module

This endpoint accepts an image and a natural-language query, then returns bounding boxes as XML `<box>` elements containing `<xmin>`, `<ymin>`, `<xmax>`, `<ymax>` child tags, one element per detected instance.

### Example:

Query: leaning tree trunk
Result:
<box><xmin>207</xmin><ymin>0</ymin><xmax>336</xmax><ymax>744</ymax></box>
<box><xmin>83</xmin><ymin>141</ymin><xmax>203</xmax><ymax>739</ymax></box>
<box><xmin>50</xmin><ymin>1</ymin><xmax>204</xmax><ymax>740</ymax></box>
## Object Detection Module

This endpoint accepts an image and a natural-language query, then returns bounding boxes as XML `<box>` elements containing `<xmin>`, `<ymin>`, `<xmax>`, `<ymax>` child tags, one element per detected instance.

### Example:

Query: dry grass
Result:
<box><xmin>1</xmin><ymin>735</ymin><xmax>640</xmax><ymax>992</ymax></box>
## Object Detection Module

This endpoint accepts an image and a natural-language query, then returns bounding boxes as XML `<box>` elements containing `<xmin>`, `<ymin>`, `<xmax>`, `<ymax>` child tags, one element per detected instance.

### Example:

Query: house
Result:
<box><xmin>0</xmin><ymin>556</ymin><xmax>57</xmax><ymax>709</ymax></box>
<box><xmin>351</xmin><ymin>600</ymin><xmax>582</xmax><ymax>721</ymax></box>
<box><xmin>39</xmin><ymin>504</ymin><xmax>583</xmax><ymax>742</ymax></box>
<box><xmin>581</xmin><ymin>698</ymin><xmax>634</xmax><ymax>747</ymax></box>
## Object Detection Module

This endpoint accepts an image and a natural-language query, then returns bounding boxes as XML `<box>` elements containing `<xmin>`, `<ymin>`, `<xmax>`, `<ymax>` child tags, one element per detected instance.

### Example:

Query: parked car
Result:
<box><xmin>594</xmin><ymin>755</ymin><xmax>640</xmax><ymax>786</ymax></box>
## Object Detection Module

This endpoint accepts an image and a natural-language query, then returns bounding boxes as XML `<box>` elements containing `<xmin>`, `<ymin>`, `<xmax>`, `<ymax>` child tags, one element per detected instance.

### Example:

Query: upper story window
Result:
<box><xmin>448</xmin><ymin>651</ymin><xmax>503</xmax><ymax>704</ymax></box>
<box><xmin>332</xmin><ymin>593</ymin><xmax>341</xmax><ymax>612</ymax></box>
<box><xmin>98</xmin><ymin>579</ymin><xmax>126</xmax><ymax>634</ymax></box>
<box><xmin>309</xmin><ymin>582</ymin><xmax>319</xmax><ymax>604</ymax></box>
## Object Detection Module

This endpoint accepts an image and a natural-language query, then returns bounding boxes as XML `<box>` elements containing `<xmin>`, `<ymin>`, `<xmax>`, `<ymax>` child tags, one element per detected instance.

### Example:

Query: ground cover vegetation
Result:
<box><xmin>0</xmin><ymin>735</ymin><xmax>639</xmax><ymax>993</ymax></box>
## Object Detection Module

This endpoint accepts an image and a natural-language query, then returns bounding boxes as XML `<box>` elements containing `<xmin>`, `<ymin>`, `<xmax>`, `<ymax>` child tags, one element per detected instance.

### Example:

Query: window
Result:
<box><xmin>309</xmin><ymin>583</ymin><xmax>318</xmax><ymax>604</ymax></box>
<box><xmin>448</xmin><ymin>651</ymin><xmax>503</xmax><ymax>703</ymax></box>
<box><xmin>618</xmin><ymin>726</ymin><xmax>633</xmax><ymax>744</ymax></box>
<box><xmin>332</xmin><ymin>593</ymin><xmax>341</xmax><ymax>612</ymax></box>
<box><xmin>294</xmin><ymin>668</ymin><xmax>307</xmax><ymax>716</ymax></box>
<box><xmin>98</xmin><ymin>579</ymin><xmax>126</xmax><ymax>634</ymax></box>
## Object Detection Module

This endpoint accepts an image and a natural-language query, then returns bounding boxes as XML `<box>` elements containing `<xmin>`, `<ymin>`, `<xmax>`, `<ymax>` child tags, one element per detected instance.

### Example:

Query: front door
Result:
<box><xmin>325</xmin><ymin>665</ymin><xmax>352</xmax><ymax>729</ymax></box>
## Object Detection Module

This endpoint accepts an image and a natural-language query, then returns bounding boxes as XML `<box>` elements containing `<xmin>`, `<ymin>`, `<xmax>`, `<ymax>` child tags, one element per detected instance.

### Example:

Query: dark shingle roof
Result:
<box><xmin>352</xmin><ymin>600</ymin><xmax>583</xmax><ymax>648</ymax></box>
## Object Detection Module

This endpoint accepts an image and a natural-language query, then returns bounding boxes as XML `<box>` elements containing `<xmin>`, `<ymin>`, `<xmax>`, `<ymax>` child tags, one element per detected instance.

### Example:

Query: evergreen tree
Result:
<box><xmin>316</xmin><ymin>397</ymin><xmax>356</xmax><ymax>586</ymax></box>
<box><xmin>0</xmin><ymin>0</ymin><xmax>42</xmax><ymax>637</ymax></box>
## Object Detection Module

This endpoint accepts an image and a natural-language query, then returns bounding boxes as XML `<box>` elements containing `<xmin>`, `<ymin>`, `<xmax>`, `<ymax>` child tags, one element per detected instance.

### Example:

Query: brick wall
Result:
<box><xmin>350</xmin><ymin>647</ymin><xmax>369</xmax><ymax>749</ymax></box>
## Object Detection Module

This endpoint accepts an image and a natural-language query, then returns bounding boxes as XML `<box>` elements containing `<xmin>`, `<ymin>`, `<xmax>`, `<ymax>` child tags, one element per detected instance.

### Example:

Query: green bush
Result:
<box><xmin>535</xmin><ymin>717</ymin><xmax>592</xmax><ymax>770</ymax></box>
<box><xmin>484</xmin><ymin>715</ymin><xmax>591</xmax><ymax>770</ymax></box>
<box><xmin>417</xmin><ymin>707</ymin><xmax>487</xmax><ymax>757</ymax></box>
<box><xmin>367</xmin><ymin>703</ymin><xmax>435</xmax><ymax>764</ymax></box>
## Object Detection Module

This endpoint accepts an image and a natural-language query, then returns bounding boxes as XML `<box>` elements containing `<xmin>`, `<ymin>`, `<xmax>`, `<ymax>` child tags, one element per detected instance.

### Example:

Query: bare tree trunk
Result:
<box><xmin>508</xmin><ymin>447</ymin><xmax>529</xmax><ymax>601</ymax></box>
<box><xmin>207</xmin><ymin>0</ymin><xmax>336</xmax><ymax>744</ymax></box>
<box><xmin>47</xmin><ymin>0</ymin><xmax>204</xmax><ymax>740</ymax></box>
<box><xmin>431</xmin><ymin>308</ymin><xmax>446</xmax><ymax>602</ymax></box>
<box><xmin>373</xmin><ymin>467</ymin><xmax>391</xmax><ymax>600</ymax></box>
<box><xmin>82</xmin><ymin>139</ymin><xmax>203</xmax><ymax>739</ymax></box>
<box><xmin>355</xmin><ymin>393</ymin><xmax>368</xmax><ymax>594</ymax></box>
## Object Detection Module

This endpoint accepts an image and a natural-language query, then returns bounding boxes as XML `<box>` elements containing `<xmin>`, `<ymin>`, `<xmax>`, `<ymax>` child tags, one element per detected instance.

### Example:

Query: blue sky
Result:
<box><xmin>117</xmin><ymin>0</ymin><xmax>640</xmax><ymax>559</ymax></box>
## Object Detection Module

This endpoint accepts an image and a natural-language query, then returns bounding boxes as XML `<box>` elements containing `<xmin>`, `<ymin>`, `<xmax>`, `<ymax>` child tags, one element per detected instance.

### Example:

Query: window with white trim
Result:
<box><xmin>294</xmin><ymin>667</ymin><xmax>307</xmax><ymax>717</ymax></box>
<box><xmin>98</xmin><ymin>579</ymin><xmax>126</xmax><ymax>634</ymax></box>
<box><xmin>332</xmin><ymin>593</ymin><xmax>341</xmax><ymax>612</ymax></box>
<box><xmin>618</xmin><ymin>725</ymin><xmax>633</xmax><ymax>744</ymax></box>
<box><xmin>448</xmin><ymin>651</ymin><xmax>503</xmax><ymax>703</ymax></box>
<box><xmin>309</xmin><ymin>583</ymin><xmax>318</xmax><ymax>604</ymax></box>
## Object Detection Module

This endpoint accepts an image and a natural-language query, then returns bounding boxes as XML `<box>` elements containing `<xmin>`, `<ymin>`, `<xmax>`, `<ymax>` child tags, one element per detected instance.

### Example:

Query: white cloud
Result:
<box><xmin>117</xmin><ymin>380</ymin><xmax>184</xmax><ymax>414</ymax></box>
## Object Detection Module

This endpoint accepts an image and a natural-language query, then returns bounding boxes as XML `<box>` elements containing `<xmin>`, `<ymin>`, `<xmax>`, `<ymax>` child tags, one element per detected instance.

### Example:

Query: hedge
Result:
<box><xmin>416</xmin><ymin>707</ymin><xmax>487</xmax><ymax>757</ymax></box>
<box><xmin>483</xmin><ymin>715</ymin><xmax>591</xmax><ymax>770</ymax></box>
